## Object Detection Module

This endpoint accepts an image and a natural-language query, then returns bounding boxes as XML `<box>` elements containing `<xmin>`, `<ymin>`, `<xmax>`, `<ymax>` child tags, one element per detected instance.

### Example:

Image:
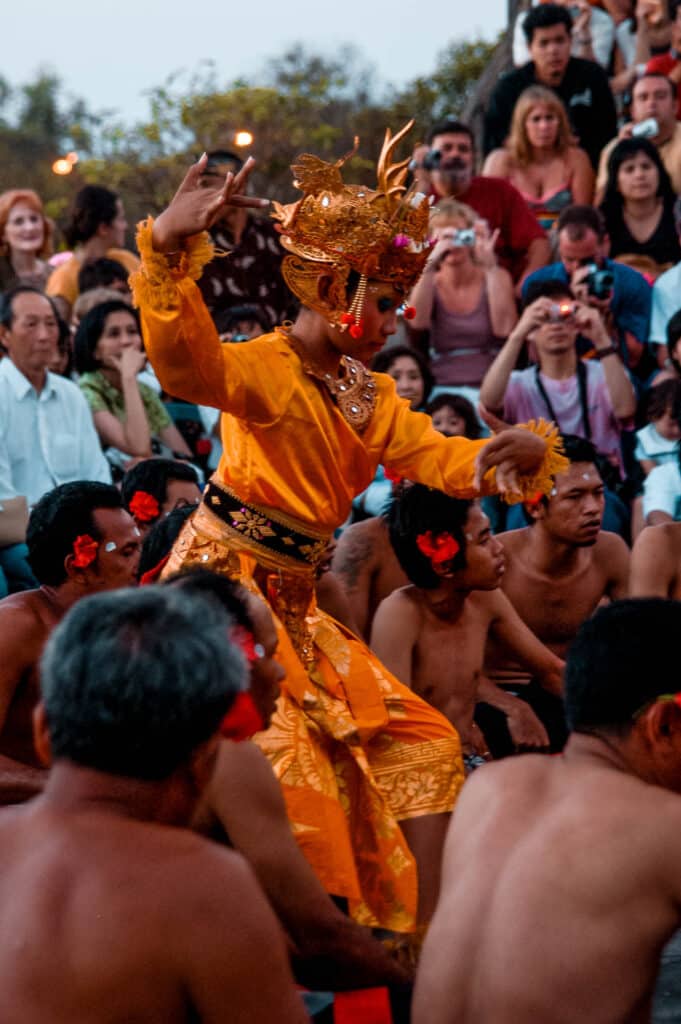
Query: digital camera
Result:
<box><xmin>631</xmin><ymin>117</ymin><xmax>659</xmax><ymax>139</ymax></box>
<box><xmin>548</xmin><ymin>301</ymin><xmax>575</xmax><ymax>323</ymax></box>
<box><xmin>583</xmin><ymin>262</ymin><xmax>614</xmax><ymax>299</ymax></box>
<box><xmin>452</xmin><ymin>228</ymin><xmax>476</xmax><ymax>247</ymax></box>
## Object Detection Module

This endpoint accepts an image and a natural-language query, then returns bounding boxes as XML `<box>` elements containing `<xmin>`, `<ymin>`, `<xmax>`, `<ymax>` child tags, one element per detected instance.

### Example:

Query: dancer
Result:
<box><xmin>131</xmin><ymin>123</ymin><xmax>565</xmax><ymax>933</ymax></box>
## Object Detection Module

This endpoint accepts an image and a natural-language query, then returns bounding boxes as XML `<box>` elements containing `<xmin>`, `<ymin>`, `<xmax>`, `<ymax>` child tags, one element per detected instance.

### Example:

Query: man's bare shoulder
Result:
<box><xmin>0</xmin><ymin>591</ymin><xmax>52</xmax><ymax>653</ymax></box>
<box><xmin>333</xmin><ymin>518</ymin><xmax>387</xmax><ymax>582</ymax></box>
<box><xmin>635</xmin><ymin>522</ymin><xmax>681</xmax><ymax>558</ymax></box>
<box><xmin>592</xmin><ymin>530</ymin><xmax>631</xmax><ymax>561</ymax></box>
<box><xmin>496</xmin><ymin>527</ymin><xmax>531</xmax><ymax>554</ymax></box>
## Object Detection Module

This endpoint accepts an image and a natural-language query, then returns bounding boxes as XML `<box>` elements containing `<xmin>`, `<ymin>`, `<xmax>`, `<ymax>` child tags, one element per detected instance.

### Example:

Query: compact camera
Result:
<box><xmin>548</xmin><ymin>301</ymin><xmax>575</xmax><ymax>323</ymax></box>
<box><xmin>423</xmin><ymin>148</ymin><xmax>442</xmax><ymax>170</ymax></box>
<box><xmin>452</xmin><ymin>228</ymin><xmax>476</xmax><ymax>247</ymax></box>
<box><xmin>631</xmin><ymin>117</ymin><xmax>659</xmax><ymax>139</ymax></box>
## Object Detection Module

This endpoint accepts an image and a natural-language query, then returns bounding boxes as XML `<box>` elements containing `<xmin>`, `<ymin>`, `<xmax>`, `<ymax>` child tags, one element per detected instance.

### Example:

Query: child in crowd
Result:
<box><xmin>425</xmin><ymin>393</ymin><xmax>482</xmax><ymax>440</ymax></box>
<box><xmin>635</xmin><ymin>378</ymin><xmax>681</xmax><ymax>476</ymax></box>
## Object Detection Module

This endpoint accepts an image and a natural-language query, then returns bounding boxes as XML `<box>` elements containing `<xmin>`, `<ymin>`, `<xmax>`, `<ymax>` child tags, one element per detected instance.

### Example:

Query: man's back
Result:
<box><xmin>414</xmin><ymin>753</ymin><xmax>681</xmax><ymax>1023</ymax></box>
<box><xmin>0</xmin><ymin>799</ymin><xmax>306</xmax><ymax>1023</ymax></box>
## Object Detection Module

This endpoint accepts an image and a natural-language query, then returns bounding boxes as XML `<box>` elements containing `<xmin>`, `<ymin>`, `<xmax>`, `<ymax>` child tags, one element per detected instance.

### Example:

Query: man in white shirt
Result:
<box><xmin>0</xmin><ymin>286</ymin><xmax>110</xmax><ymax>508</ymax></box>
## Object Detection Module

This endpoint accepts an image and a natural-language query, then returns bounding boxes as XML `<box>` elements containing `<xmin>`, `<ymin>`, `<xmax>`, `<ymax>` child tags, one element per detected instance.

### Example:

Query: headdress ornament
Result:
<box><xmin>271</xmin><ymin>120</ymin><xmax>432</xmax><ymax>328</ymax></box>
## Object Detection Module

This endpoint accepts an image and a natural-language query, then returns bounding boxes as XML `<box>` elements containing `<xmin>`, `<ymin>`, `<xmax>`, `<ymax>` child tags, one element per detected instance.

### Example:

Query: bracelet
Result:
<box><xmin>594</xmin><ymin>344</ymin><xmax>620</xmax><ymax>360</ymax></box>
<box><xmin>162</xmin><ymin>250</ymin><xmax>185</xmax><ymax>269</ymax></box>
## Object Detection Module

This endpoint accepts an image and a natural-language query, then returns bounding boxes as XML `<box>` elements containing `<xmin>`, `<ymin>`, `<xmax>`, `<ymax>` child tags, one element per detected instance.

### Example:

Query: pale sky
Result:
<box><xmin>4</xmin><ymin>0</ymin><xmax>507</xmax><ymax>124</ymax></box>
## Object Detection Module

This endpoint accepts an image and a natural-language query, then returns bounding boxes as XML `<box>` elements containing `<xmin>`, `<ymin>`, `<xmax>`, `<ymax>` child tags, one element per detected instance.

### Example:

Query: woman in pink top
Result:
<box><xmin>407</xmin><ymin>200</ymin><xmax>517</xmax><ymax>391</ymax></box>
<box><xmin>483</xmin><ymin>85</ymin><xmax>594</xmax><ymax>231</ymax></box>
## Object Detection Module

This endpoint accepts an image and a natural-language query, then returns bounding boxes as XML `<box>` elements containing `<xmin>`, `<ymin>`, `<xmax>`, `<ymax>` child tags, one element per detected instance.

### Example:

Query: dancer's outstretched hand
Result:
<box><xmin>152</xmin><ymin>154</ymin><xmax>270</xmax><ymax>252</ymax></box>
<box><xmin>473</xmin><ymin>427</ymin><xmax>547</xmax><ymax>497</ymax></box>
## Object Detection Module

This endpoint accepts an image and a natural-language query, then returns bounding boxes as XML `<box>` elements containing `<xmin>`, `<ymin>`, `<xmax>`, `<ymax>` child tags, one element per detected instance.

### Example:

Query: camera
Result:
<box><xmin>423</xmin><ymin>148</ymin><xmax>441</xmax><ymax>170</ymax></box>
<box><xmin>631</xmin><ymin>117</ymin><xmax>659</xmax><ymax>139</ymax></box>
<box><xmin>548</xmin><ymin>301</ymin><xmax>575</xmax><ymax>323</ymax></box>
<box><xmin>583</xmin><ymin>262</ymin><xmax>614</xmax><ymax>299</ymax></box>
<box><xmin>452</xmin><ymin>228</ymin><xmax>476</xmax><ymax>247</ymax></box>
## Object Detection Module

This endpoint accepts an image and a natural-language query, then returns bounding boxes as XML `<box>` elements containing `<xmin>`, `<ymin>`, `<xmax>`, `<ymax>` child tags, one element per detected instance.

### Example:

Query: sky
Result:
<box><xmin>3</xmin><ymin>0</ymin><xmax>506</xmax><ymax>125</ymax></box>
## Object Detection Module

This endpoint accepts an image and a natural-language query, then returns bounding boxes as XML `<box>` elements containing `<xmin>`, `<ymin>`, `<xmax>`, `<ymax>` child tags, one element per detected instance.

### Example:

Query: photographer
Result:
<box><xmin>407</xmin><ymin>200</ymin><xmax>517</xmax><ymax>395</ymax></box>
<box><xmin>480</xmin><ymin>279</ymin><xmax>636</xmax><ymax>483</ymax></box>
<box><xmin>522</xmin><ymin>205</ymin><xmax>652</xmax><ymax>374</ymax></box>
<box><xmin>415</xmin><ymin>119</ymin><xmax>550</xmax><ymax>285</ymax></box>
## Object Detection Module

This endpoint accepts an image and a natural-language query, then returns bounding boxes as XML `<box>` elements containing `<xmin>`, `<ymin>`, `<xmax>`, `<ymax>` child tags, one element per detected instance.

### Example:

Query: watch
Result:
<box><xmin>594</xmin><ymin>344</ymin><xmax>620</xmax><ymax>360</ymax></box>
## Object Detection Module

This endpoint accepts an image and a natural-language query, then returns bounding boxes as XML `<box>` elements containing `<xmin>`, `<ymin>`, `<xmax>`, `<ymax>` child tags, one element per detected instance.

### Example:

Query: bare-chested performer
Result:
<box><xmin>0</xmin><ymin>481</ymin><xmax>141</xmax><ymax>803</ymax></box>
<box><xmin>168</xmin><ymin>568</ymin><xmax>413</xmax><ymax>994</ymax></box>
<box><xmin>371</xmin><ymin>485</ymin><xmax>563</xmax><ymax>771</ymax></box>
<box><xmin>414</xmin><ymin>598</ymin><xmax>681</xmax><ymax>1024</ymax></box>
<box><xmin>484</xmin><ymin>433</ymin><xmax>629</xmax><ymax>751</ymax></box>
<box><xmin>630</xmin><ymin>522</ymin><xmax>681</xmax><ymax>599</ymax></box>
<box><xmin>0</xmin><ymin>584</ymin><xmax>306</xmax><ymax>1023</ymax></box>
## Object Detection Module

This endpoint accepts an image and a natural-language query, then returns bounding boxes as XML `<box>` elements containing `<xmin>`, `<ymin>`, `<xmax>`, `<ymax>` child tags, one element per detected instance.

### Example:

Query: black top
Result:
<box><xmin>483</xmin><ymin>57</ymin><xmax>618</xmax><ymax>170</ymax></box>
<box><xmin>605</xmin><ymin>197</ymin><xmax>681</xmax><ymax>267</ymax></box>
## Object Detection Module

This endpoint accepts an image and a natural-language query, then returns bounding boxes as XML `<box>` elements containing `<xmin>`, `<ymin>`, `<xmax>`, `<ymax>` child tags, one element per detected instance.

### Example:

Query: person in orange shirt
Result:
<box><xmin>130</xmin><ymin>124</ymin><xmax>566</xmax><ymax>940</ymax></box>
<box><xmin>47</xmin><ymin>186</ymin><xmax>139</xmax><ymax>322</ymax></box>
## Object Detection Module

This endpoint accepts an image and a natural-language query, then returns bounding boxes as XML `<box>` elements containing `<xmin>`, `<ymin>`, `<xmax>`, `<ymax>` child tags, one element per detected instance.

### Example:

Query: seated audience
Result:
<box><xmin>0</xmin><ymin>286</ymin><xmax>111</xmax><ymax>510</ymax></box>
<box><xmin>47</xmin><ymin>185</ymin><xmax>139</xmax><ymax>322</ymax></box>
<box><xmin>635</xmin><ymin>377</ymin><xmax>681</xmax><ymax>473</ymax></box>
<box><xmin>77</xmin><ymin>256</ymin><xmax>131</xmax><ymax>297</ymax></box>
<box><xmin>197</xmin><ymin>150</ymin><xmax>296</xmax><ymax>331</ymax></box>
<box><xmin>596</xmin><ymin>72</ymin><xmax>681</xmax><ymax>198</ymax></box>
<box><xmin>0</xmin><ymin>481</ymin><xmax>140</xmax><ymax>804</ymax></box>
<box><xmin>522</xmin><ymin>205</ymin><xmax>651</xmax><ymax>373</ymax></box>
<box><xmin>646</xmin><ymin>4</ymin><xmax>681</xmax><ymax>117</ymax></box>
<box><xmin>426</xmin><ymin>393</ymin><xmax>482</xmax><ymax>440</ymax></box>
<box><xmin>0</xmin><ymin>189</ymin><xmax>53</xmax><ymax>293</ymax></box>
<box><xmin>483</xmin><ymin>435</ymin><xmax>629</xmax><ymax>752</ymax></box>
<box><xmin>599</xmin><ymin>137</ymin><xmax>681</xmax><ymax>271</ymax></box>
<box><xmin>513</xmin><ymin>0</ymin><xmax>617</xmax><ymax>69</ymax></box>
<box><xmin>74</xmin><ymin>300</ymin><xmax>192</xmax><ymax>469</ymax></box>
<box><xmin>480</xmin><ymin>280</ymin><xmax>636</xmax><ymax>479</ymax></box>
<box><xmin>372</xmin><ymin>486</ymin><xmax>562</xmax><ymax>771</ymax></box>
<box><xmin>648</xmin><ymin>204</ymin><xmax>681</xmax><ymax>363</ymax></box>
<box><xmin>642</xmin><ymin>421</ymin><xmax>681</xmax><ymax>522</ymax></box>
<box><xmin>414</xmin><ymin>599</ymin><xmax>681</xmax><ymax>1024</ymax></box>
<box><xmin>631</xmin><ymin>506</ymin><xmax>681</xmax><ymax>597</ymax></box>
<box><xmin>371</xmin><ymin>344</ymin><xmax>433</xmax><ymax>411</ymax></box>
<box><xmin>484</xmin><ymin>3</ymin><xmax>617</xmax><ymax>169</ymax></box>
<box><xmin>420</xmin><ymin>119</ymin><xmax>550</xmax><ymax>283</ymax></box>
<box><xmin>121</xmin><ymin>457</ymin><xmax>202</xmax><ymax>533</ymax></box>
<box><xmin>6</xmin><ymin>584</ymin><xmax>307</xmax><ymax>1023</ymax></box>
<box><xmin>407</xmin><ymin>200</ymin><xmax>517</xmax><ymax>394</ymax></box>
<box><xmin>483</xmin><ymin>85</ymin><xmax>594</xmax><ymax>230</ymax></box>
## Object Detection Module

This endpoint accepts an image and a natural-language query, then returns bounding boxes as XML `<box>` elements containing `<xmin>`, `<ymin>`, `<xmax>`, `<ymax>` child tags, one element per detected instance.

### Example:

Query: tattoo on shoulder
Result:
<box><xmin>333</xmin><ymin>529</ymin><xmax>374</xmax><ymax>590</ymax></box>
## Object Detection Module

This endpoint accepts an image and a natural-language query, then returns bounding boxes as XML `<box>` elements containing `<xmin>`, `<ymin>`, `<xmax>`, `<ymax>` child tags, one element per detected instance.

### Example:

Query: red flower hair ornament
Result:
<box><xmin>129</xmin><ymin>490</ymin><xmax>160</xmax><ymax>523</ymax></box>
<box><xmin>220</xmin><ymin>625</ymin><xmax>266</xmax><ymax>741</ymax></box>
<box><xmin>72</xmin><ymin>534</ymin><xmax>99</xmax><ymax>569</ymax></box>
<box><xmin>416</xmin><ymin>530</ymin><xmax>459</xmax><ymax>567</ymax></box>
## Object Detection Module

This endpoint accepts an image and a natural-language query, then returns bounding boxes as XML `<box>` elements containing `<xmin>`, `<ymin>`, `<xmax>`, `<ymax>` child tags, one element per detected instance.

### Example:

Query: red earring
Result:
<box><xmin>402</xmin><ymin>305</ymin><xmax>416</xmax><ymax>320</ymax></box>
<box><xmin>349</xmin><ymin>319</ymin><xmax>364</xmax><ymax>339</ymax></box>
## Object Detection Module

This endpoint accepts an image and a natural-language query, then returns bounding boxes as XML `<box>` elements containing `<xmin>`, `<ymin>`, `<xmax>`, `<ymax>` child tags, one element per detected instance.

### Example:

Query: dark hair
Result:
<box><xmin>387</xmin><ymin>483</ymin><xmax>471</xmax><ymax>588</ymax></box>
<box><xmin>426</xmin><ymin>119</ymin><xmax>475</xmax><ymax>147</ymax></box>
<box><xmin>53</xmin><ymin>310</ymin><xmax>73</xmax><ymax>377</ymax></box>
<box><xmin>426</xmin><ymin>392</ymin><xmax>481</xmax><ymax>440</ymax></box>
<box><xmin>137</xmin><ymin>505</ymin><xmax>195</xmax><ymax>580</ymax></box>
<box><xmin>600</xmin><ymin>138</ymin><xmax>675</xmax><ymax>226</ymax></box>
<box><xmin>371</xmin><ymin>344</ymin><xmax>435</xmax><ymax>407</ymax></box>
<box><xmin>557</xmin><ymin>204</ymin><xmax>607</xmax><ymax>242</ymax></box>
<box><xmin>166</xmin><ymin>568</ymin><xmax>254</xmax><ymax>634</ymax></box>
<box><xmin>666</xmin><ymin>309</ymin><xmax>681</xmax><ymax>377</ymax></box>
<box><xmin>561</xmin><ymin>433</ymin><xmax>599</xmax><ymax>466</ymax></box>
<box><xmin>634</xmin><ymin>71</ymin><xmax>677</xmax><ymax>101</ymax></box>
<box><xmin>121</xmin><ymin>458</ymin><xmax>200</xmax><ymax>521</ymax></box>
<box><xmin>40</xmin><ymin>587</ymin><xmax>245</xmax><ymax>779</ymax></box>
<box><xmin>522</xmin><ymin>3</ymin><xmax>573</xmax><ymax>44</ymax></box>
<box><xmin>564</xmin><ymin>599</ymin><xmax>681</xmax><ymax>735</ymax></box>
<box><xmin>645</xmin><ymin>377</ymin><xmax>681</xmax><ymax>422</ymax></box>
<box><xmin>523</xmin><ymin>277</ymin><xmax>574</xmax><ymax>308</ymax></box>
<box><xmin>64</xmin><ymin>186</ymin><xmax>119</xmax><ymax>248</ymax></box>
<box><xmin>77</xmin><ymin>258</ymin><xmax>129</xmax><ymax>294</ymax></box>
<box><xmin>73</xmin><ymin>299</ymin><xmax>140</xmax><ymax>374</ymax></box>
<box><xmin>27</xmin><ymin>481</ymin><xmax>123</xmax><ymax>586</ymax></box>
<box><xmin>218</xmin><ymin>303</ymin><xmax>269</xmax><ymax>334</ymax></box>
<box><xmin>0</xmin><ymin>284</ymin><xmax>58</xmax><ymax>329</ymax></box>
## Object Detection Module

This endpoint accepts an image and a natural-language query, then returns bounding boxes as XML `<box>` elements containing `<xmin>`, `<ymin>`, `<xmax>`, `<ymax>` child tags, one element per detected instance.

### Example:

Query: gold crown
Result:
<box><xmin>271</xmin><ymin>120</ymin><xmax>432</xmax><ymax>324</ymax></box>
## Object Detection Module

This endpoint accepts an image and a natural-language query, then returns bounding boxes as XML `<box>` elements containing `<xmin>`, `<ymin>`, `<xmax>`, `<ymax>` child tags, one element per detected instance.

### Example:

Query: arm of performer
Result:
<box><xmin>130</xmin><ymin>156</ymin><xmax>270</xmax><ymax>413</ymax></box>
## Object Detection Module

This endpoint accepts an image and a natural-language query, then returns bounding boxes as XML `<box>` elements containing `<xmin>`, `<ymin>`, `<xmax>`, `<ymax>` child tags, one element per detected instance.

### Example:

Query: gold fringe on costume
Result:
<box><xmin>130</xmin><ymin>218</ymin><xmax>214</xmax><ymax>312</ymax></box>
<box><xmin>499</xmin><ymin>419</ymin><xmax>569</xmax><ymax>504</ymax></box>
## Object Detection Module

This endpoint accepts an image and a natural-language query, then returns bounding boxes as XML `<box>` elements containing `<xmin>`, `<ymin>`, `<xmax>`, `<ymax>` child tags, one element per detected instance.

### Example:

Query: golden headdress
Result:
<box><xmin>271</xmin><ymin>120</ymin><xmax>432</xmax><ymax>330</ymax></box>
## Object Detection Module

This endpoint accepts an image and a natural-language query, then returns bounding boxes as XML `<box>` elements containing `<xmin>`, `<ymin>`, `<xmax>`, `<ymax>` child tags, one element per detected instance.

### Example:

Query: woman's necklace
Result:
<box><xmin>277</xmin><ymin>326</ymin><xmax>377</xmax><ymax>433</ymax></box>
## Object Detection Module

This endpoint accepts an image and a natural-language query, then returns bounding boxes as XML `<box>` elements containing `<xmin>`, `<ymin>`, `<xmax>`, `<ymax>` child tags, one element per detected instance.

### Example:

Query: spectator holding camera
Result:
<box><xmin>522</xmin><ymin>205</ymin><xmax>652</xmax><ymax>372</ymax></box>
<box><xmin>598</xmin><ymin>137</ymin><xmax>681</xmax><ymax>272</ymax></box>
<box><xmin>407</xmin><ymin>200</ymin><xmax>517</xmax><ymax>393</ymax></box>
<box><xmin>482</xmin><ymin>85</ymin><xmax>594</xmax><ymax>230</ymax></box>
<box><xmin>484</xmin><ymin>3</ymin><xmax>617</xmax><ymax>170</ymax></box>
<box><xmin>419</xmin><ymin>119</ymin><xmax>550</xmax><ymax>284</ymax></box>
<box><xmin>595</xmin><ymin>73</ymin><xmax>681</xmax><ymax>199</ymax></box>
<box><xmin>479</xmin><ymin>279</ymin><xmax>636</xmax><ymax>480</ymax></box>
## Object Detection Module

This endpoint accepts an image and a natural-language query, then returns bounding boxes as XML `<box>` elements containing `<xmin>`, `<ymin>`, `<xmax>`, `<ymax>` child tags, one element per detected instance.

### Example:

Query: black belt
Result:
<box><xmin>204</xmin><ymin>480</ymin><xmax>329</xmax><ymax>568</ymax></box>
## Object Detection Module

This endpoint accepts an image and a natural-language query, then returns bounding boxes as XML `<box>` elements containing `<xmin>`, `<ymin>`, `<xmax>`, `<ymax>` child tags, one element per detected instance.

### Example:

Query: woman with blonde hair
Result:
<box><xmin>483</xmin><ymin>85</ymin><xmax>594</xmax><ymax>230</ymax></box>
<box><xmin>407</xmin><ymin>199</ymin><xmax>517</xmax><ymax>399</ymax></box>
<box><xmin>0</xmin><ymin>189</ymin><xmax>54</xmax><ymax>292</ymax></box>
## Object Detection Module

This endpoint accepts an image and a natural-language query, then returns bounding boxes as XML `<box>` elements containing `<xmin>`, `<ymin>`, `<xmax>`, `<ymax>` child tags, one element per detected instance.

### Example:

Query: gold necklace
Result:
<box><xmin>277</xmin><ymin>326</ymin><xmax>377</xmax><ymax>433</ymax></box>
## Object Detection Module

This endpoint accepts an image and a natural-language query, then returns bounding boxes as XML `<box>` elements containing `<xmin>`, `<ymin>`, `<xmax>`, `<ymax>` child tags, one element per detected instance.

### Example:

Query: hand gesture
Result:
<box><xmin>505</xmin><ymin>701</ymin><xmax>550</xmax><ymax>751</ymax></box>
<box><xmin>426</xmin><ymin>227</ymin><xmax>457</xmax><ymax>269</ymax></box>
<box><xmin>473</xmin><ymin>426</ymin><xmax>549</xmax><ymax>497</ymax></box>
<box><xmin>112</xmin><ymin>346</ymin><xmax>147</xmax><ymax>381</ymax></box>
<box><xmin>572</xmin><ymin>0</ymin><xmax>592</xmax><ymax>33</ymax></box>
<box><xmin>152</xmin><ymin>154</ymin><xmax>270</xmax><ymax>253</ymax></box>
<box><xmin>473</xmin><ymin>220</ymin><xmax>500</xmax><ymax>270</ymax></box>
<box><xmin>515</xmin><ymin>296</ymin><xmax>555</xmax><ymax>340</ymax></box>
<box><xmin>572</xmin><ymin>300</ymin><xmax>609</xmax><ymax>345</ymax></box>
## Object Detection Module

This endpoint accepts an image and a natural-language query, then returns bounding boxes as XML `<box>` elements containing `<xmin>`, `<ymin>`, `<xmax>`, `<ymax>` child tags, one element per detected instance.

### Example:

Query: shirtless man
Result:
<box><xmin>484</xmin><ymin>433</ymin><xmax>629</xmax><ymax>750</ymax></box>
<box><xmin>371</xmin><ymin>485</ymin><xmax>563</xmax><ymax>771</ymax></box>
<box><xmin>0</xmin><ymin>585</ymin><xmax>306</xmax><ymax>1023</ymax></box>
<box><xmin>0</xmin><ymin>481</ymin><xmax>141</xmax><ymax>803</ymax></box>
<box><xmin>414</xmin><ymin>599</ymin><xmax>681</xmax><ymax>1024</ymax></box>
<box><xmin>169</xmin><ymin>569</ymin><xmax>413</xmax><ymax>993</ymax></box>
<box><xmin>630</xmin><ymin>522</ymin><xmax>681</xmax><ymax>598</ymax></box>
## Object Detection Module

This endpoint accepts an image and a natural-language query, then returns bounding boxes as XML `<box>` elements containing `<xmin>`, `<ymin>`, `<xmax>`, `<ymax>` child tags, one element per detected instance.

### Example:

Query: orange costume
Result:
<box><xmin>131</xmin><ymin>125</ymin><xmax>565</xmax><ymax>931</ymax></box>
